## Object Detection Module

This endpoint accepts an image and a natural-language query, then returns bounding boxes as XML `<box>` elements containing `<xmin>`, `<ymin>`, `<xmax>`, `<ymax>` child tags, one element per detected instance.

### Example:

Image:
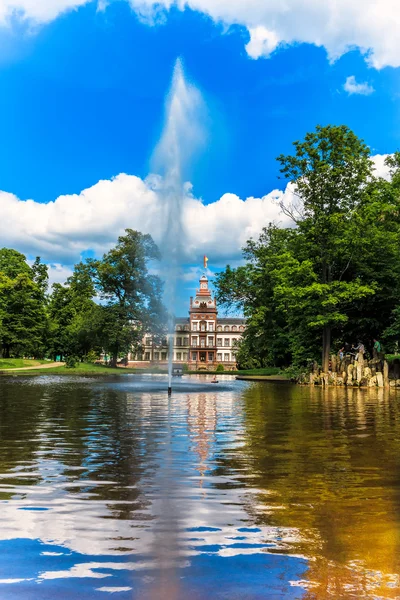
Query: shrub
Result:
<box><xmin>182</xmin><ymin>363</ymin><xmax>189</xmax><ymax>373</ymax></box>
<box><xmin>65</xmin><ymin>355</ymin><xmax>79</xmax><ymax>369</ymax></box>
<box><xmin>216</xmin><ymin>364</ymin><xmax>224</xmax><ymax>373</ymax></box>
<box><xmin>85</xmin><ymin>350</ymin><xmax>99</xmax><ymax>364</ymax></box>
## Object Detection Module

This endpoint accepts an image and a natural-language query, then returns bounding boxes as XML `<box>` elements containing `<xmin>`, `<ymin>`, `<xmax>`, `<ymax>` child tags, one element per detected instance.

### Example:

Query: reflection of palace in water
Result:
<box><xmin>186</xmin><ymin>394</ymin><xmax>218</xmax><ymax>485</ymax></box>
<box><xmin>129</xmin><ymin>274</ymin><xmax>246</xmax><ymax>371</ymax></box>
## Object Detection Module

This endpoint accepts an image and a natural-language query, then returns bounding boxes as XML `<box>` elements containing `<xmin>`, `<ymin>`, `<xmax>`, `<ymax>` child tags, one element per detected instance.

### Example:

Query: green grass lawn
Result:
<box><xmin>0</xmin><ymin>358</ymin><xmax>49</xmax><ymax>370</ymax></box>
<box><xmin>189</xmin><ymin>367</ymin><xmax>282</xmax><ymax>376</ymax></box>
<box><xmin>1</xmin><ymin>361</ymin><xmax>284</xmax><ymax>378</ymax></box>
<box><xmin>0</xmin><ymin>362</ymin><xmax>139</xmax><ymax>375</ymax></box>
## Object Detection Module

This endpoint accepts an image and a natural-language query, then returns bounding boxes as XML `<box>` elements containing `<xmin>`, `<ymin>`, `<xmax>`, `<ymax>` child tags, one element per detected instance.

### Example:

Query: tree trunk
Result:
<box><xmin>322</xmin><ymin>325</ymin><xmax>331</xmax><ymax>373</ymax></box>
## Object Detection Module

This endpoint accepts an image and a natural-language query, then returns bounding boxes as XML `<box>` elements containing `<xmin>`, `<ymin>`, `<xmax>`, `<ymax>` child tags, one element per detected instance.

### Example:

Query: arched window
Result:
<box><xmin>176</xmin><ymin>325</ymin><xmax>182</xmax><ymax>331</ymax></box>
<box><xmin>217</xmin><ymin>325</ymin><xmax>222</xmax><ymax>332</ymax></box>
<box><xmin>232</xmin><ymin>325</ymin><xmax>237</xmax><ymax>332</ymax></box>
<box><xmin>224</xmin><ymin>326</ymin><xmax>230</xmax><ymax>332</ymax></box>
<box><xmin>239</xmin><ymin>326</ymin><xmax>245</xmax><ymax>332</ymax></box>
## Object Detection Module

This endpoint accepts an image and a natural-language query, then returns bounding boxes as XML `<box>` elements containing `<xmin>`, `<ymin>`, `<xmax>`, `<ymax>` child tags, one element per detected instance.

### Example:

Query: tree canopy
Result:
<box><xmin>215</xmin><ymin>126</ymin><xmax>400</xmax><ymax>370</ymax></box>
<box><xmin>0</xmin><ymin>230</ymin><xmax>165</xmax><ymax>363</ymax></box>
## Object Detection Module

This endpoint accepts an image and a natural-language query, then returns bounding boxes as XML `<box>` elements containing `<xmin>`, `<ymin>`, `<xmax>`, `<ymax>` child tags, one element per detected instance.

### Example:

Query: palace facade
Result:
<box><xmin>128</xmin><ymin>274</ymin><xmax>245</xmax><ymax>371</ymax></box>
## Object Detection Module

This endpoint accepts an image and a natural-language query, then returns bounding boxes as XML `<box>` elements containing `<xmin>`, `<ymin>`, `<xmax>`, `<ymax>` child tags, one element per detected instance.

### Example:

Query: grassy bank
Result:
<box><xmin>1</xmin><ymin>362</ymin><xmax>284</xmax><ymax>378</ymax></box>
<box><xmin>0</xmin><ymin>362</ymin><xmax>138</xmax><ymax>376</ymax></box>
<box><xmin>189</xmin><ymin>367</ymin><xmax>282</xmax><ymax>376</ymax></box>
<box><xmin>0</xmin><ymin>359</ymin><xmax>49</xmax><ymax>370</ymax></box>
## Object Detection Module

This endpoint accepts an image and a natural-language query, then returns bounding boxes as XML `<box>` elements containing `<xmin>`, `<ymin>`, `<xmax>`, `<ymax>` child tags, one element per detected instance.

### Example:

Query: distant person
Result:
<box><xmin>352</xmin><ymin>341</ymin><xmax>365</xmax><ymax>362</ymax></box>
<box><xmin>373</xmin><ymin>339</ymin><xmax>381</xmax><ymax>360</ymax></box>
<box><xmin>338</xmin><ymin>347</ymin><xmax>345</xmax><ymax>361</ymax></box>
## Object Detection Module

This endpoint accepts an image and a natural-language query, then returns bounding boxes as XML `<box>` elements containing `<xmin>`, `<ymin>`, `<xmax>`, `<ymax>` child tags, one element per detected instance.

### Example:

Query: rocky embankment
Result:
<box><xmin>299</xmin><ymin>354</ymin><xmax>400</xmax><ymax>388</ymax></box>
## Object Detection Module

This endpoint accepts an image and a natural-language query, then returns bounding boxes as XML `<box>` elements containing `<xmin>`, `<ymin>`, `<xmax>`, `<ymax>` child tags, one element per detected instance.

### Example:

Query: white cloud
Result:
<box><xmin>371</xmin><ymin>154</ymin><xmax>391</xmax><ymax>180</ymax></box>
<box><xmin>0</xmin><ymin>0</ymin><xmax>91</xmax><ymax>24</ymax></box>
<box><xmin>245</xmin><ymin>26</ymin><xmax>280</xmax><ymax>59</ymax></box>
<box><xmin>0</xmin><ymin>1</ymin><xmax>399</xmax><ymax>69</ymax></box>
<box><xmin>126</xmin><ymin>0</ymin><xmax>400</xmax><ymax>69</ymax></box>
<box><xmin>0</xmin><ymin>173</ymin><xmax>293</xmax><ymax>267</ymax></box>
<box><xmin>0</xmin><ymin>155</ymin><xmax>391</xmax><ymax>275</ymax></box>
<box><xmin>344</xmin><ymin>75</ymin><xmax>375</xmax><ymax>96</ymax></box>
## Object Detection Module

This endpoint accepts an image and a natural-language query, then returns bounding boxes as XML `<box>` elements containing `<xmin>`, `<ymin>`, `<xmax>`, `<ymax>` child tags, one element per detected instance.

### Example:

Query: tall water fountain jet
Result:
<box><xmin>152</xmin><ymin>58</ymin><xmax>206</xmax><ymax>393</ymax></box>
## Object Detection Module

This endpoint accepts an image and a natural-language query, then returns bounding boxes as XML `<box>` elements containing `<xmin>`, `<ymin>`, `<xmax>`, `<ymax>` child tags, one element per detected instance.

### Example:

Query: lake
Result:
<box><xmin>0</xmin><ymin>374</ymin><xmax>399</xmax><ymax>599</ymax></box>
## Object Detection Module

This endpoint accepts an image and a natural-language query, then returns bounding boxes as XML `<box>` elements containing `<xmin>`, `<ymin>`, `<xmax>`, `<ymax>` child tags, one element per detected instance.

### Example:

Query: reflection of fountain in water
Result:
<box><xmin>152</xmin><ymin>58</ymin><xmax>206</xmax><ymax>392</ymax></box>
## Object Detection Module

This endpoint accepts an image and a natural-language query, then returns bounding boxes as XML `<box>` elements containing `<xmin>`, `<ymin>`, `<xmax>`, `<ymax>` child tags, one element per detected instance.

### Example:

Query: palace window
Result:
<box><xmin>200</xmin><ymin>322</ymin><xmax>206</xmax><ymax>331</ymax></box>
<box><xmin>183</xmin><ymin>352</ymin><xmax>188</xmax><ymax>360</ymax></box>
<box><xmin>145</xmin><ymin>352</ymin><xmax>150</xmax><ymax>360</ymax></box>
<box><xmin>192</xmin><ymin>352</ymin><xmax>197</xmax><ymax>361</ymax></box>
<box><xmin>232</xmin><ymin>325</ymin><xmax>237</xmax><ymax>332</ymax></box>
<box><xmin>192</xmin><ymin>323</ymin><xmax>198</xmax><ymax>331</ymax></box>
<box><xmin>208</xmin><ymin>352</ymin><xmax>214</xmax><ymax>362</ymax></box>
<box><xmin>154</xmin><ymin>352</ymin><xmax>159</xmax><ymax>360</ymax></box>
<box><xmin>176</xmin><ymin>352</ymin><xmax>182</xmax><ymax>360</ymax></box>
<box><xmin>183</xmin><ymin>337</ymin><xmax>189</xmax><ymax>345</ymax></box>
<box><xmin>145</xmin><ymin>337</ymin><xmax>151</xmax><ymax>346</ymax></box>
<box><xmin>176</xmin><ymin>325</ymin><xmax>182</xmax><ymax>331</ymax></box>
<box><xmin>217</xmin><ymin>338</ymin><xmax>222</xmax><ymax>346</ymax></box>
<box><xmin>161</xmin><ymin>352</ymin><xmax>167</xmax><ymax>360</ymax></box>
<box><xmin>224</xmin><ymin>326</ymin><xmax>230</xmax><ymax>332</ymax></box>
<box><xmin>162</xmin><ymin>337</ymin><xmax>167</xmax><ymax>346</ymax></box>
<box><xmin>192</xmin><ymin>336</ymin><xmax>198</xmax><ymax>347</ymax></box>
<box><xmin>232</xmin><ymin>338</ymin><xmax>237</xmax><ymax>346</ymax></box>
<box><xmin>208</xmin><ymin>322</ymin><xmax>214</xmax><ymax>331</ymax></box>
<box><xmin>217</xmin><ymin>353</ymin><xmax>222</xmax><ymax>361</ymax></box>
<box><xmin>224</xmin><ymin>353</ymin><xmax>230</xmax><ymax>362</ymax></box>
<box><xmin>224</xmin><ymin>338</ymin><xmax>230</xmax><ymax>347</ymax></box>
<box><xmin>200</xmin><ymin>339</ymin><xmax>205</xmax><ymax>348</ymax></box>
<box><xmin>208</xmin><ymin>336</ymin><xmax>214</xmax><ymax>347</ymax></box>
<box><xmin>239</xmin><ymin>326</ymin><xmax>245</xmax><ymax>331</ymax></box>
<box><xmin>184</xmin><ymin>325</ymin><xmax>189</xmax><ymax>331</ymax></box>
<box><xmin>217</xmin><ymin>325</ymin><xmax>222</xmax><ymax>332</ymax></box>
<box><xmin>176</xmin><ymin>337</ymin><xmax>182</xmax><ymax>346</ymax></box>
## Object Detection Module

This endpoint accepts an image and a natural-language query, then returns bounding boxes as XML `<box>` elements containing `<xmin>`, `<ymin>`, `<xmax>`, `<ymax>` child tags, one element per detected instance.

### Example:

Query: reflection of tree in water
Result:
<box><xmin>238</xmin><ymin>383</ymin><xmax>400</xmax><ymax>598</ymax></box>
<box><xmin>0</xmin><ymin>380</ymin><xmax>168</xmax><ymax>533</ymax></box>
<box><xmin>186</xmin><ymin>393</ymin><xmax>217</xmax><ymax>488</ymax></box>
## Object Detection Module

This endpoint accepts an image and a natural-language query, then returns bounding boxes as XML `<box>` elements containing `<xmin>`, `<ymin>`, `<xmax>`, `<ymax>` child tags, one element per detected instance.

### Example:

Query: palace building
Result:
<box><xmin>128</xmin><ymin>274</ymin><xmax>245</xmax><ymax>371</ymax></box>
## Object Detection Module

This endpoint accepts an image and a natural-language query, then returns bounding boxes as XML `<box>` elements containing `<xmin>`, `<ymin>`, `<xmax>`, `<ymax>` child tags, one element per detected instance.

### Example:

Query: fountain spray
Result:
<box><xmin>152</xmin><ymin>58</ymin><xmax>206</xmax><ymax>395</ymax></box>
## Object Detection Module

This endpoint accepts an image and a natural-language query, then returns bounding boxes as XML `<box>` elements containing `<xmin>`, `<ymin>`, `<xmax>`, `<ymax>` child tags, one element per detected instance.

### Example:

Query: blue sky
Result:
<box><xmin>0</xmin><ymin>0</ymin><xmax>399</xmax><ymax>313</ymax></box>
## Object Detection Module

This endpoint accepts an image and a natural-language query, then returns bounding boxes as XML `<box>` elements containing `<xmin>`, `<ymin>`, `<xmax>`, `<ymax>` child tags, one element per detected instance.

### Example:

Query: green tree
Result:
<box><xmin>88</xmin><ymin>229</ymin><xmax>165</xmax><ymax>366</ymax></box>
<box><xmin>0</xmin><ymin>249</ymin><xmax>48</xmax><ymax>358</ymax></box>
<box><xmin>48</xmin><ymin>263</ymin><xmax>100</xmax><ymax>360</ymax></box>
<box><xmin>215</xmin><ymin>225</ymin><xmax>295</xmax><ymax>368</ymax></box>
<box><xmin>276</xmin><ymin>125</ymin><xmax>376</xmax><ymax>371</ymax></box>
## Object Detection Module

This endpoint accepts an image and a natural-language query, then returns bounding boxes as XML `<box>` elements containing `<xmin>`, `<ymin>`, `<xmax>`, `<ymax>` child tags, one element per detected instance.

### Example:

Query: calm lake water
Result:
<box><xmin>0</xmin><ymin>374</ymin><xmax>399</xmax><ymax>599</ymax></box>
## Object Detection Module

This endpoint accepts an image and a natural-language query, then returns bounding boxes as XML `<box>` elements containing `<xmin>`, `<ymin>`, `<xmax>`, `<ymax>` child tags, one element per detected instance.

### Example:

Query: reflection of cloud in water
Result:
<box><xmin>0</xmin><ymin>384</ymin><xmax>309</xmax><ymax>596</ymax></box>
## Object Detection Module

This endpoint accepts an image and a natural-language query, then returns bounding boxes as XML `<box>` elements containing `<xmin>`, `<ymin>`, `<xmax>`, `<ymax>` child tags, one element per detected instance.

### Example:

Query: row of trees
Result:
<box><xmin>215</xmin><ymin>125</ymin><xmax>400</xmax><ymax>370</ymax></box>
<box><xmin>0</xmin><ymin>230</ymin><xmax>166</xmax><ymax>366</ymax></box>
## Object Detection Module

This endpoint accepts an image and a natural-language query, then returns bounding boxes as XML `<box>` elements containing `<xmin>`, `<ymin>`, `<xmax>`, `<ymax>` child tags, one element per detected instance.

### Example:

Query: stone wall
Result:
<box><xmin>299</xmin><ymin>354</ymin><xmax>400</xmax><ymax>388</ymax></box>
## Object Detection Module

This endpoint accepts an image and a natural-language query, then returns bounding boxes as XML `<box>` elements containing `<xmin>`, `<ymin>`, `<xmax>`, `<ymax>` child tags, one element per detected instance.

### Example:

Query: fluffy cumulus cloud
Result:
<box><xmin>132</xmin><ymin>0</ymin><xmax>400</xmax><ymax>68</ymax></box>
<box><xmin>0</xmin><ymin>0</ymin><xmax>91</xmax><ymax>24</ymax></box>
<box><xmin>0</xmin><ymin>173</ymin><xmax>293</xmax><ymax>267</ymax></box>
<box><xmin>0</xmin><ymin>153</ymin><xmax>390</xmax><ymax>272</ymax></box>
<box><xmin>1</xmin><ymin>0</ymin><xmax>399</xmax><ymax>69</ymax></box>
<box><xmin>344</xmin><ymin>76</ymin><xmax>375</xmax><ymax>96</ymax></box>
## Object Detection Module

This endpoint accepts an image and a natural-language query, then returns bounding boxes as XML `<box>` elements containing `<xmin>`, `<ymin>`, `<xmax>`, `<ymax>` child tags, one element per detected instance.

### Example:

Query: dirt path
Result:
<box><xmin>0</xmin><ymin>362</ymin><xmax>65</xmax><ymax>372</ymax></box>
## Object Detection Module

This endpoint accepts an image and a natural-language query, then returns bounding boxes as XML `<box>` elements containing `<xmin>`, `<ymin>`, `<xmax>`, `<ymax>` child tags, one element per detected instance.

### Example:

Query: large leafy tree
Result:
<box><xmin>0</xmin><ymin>249</ymin><xmax>48</xmax><ymax>358</ymax></box>
<box><xmin>216</xmin><ymin>226</ymin><xmax>295</xmax><ymax>368</ymax></box>
<box><xmin>276</xmin><ymin>125</ymin><xmax>376</xmax><ymax>371</ymax></box>
<box><xmin>88</xmin><ymin>229</ymin><xmax>165</xmax><ymax>366</ymax></box>
<box><xmin>216</xmin><ymin>126</ymin><xmax>400</xmax><ymax>369</ymax></box>
<box><xmin>48</xmin><ymin>263</ymin><xmax>100</xmax><ymax>360</ymax></box>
